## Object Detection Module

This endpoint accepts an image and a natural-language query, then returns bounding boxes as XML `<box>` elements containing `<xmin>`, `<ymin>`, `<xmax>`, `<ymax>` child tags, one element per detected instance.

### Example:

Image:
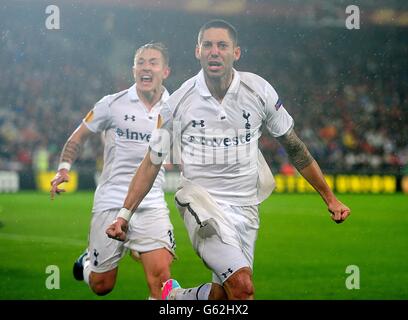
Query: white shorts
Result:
<box><xmin>176</xmin><ymin>200</ymin><xmax>259</xmax><ymax>284</ymax></box>
<box><xmin>88</xmin><ymin>207</ymin><xmax>175</xmax><ymax>273</ymax></box>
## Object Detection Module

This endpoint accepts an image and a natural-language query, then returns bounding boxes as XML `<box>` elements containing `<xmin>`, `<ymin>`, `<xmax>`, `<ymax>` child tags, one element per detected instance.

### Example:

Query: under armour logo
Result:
<box><xmin>221</xmin><ymin>268</ymin><xmax>234</xmax><ymax>279</ymax></box>
<box><xmin>93</xmin><ymin>249</ymin><xmax>99</xmax><ymax>267</ymax></box>
<box><xmin>192</xmin><ymin>120</ymin><xmax>205</xmax><ymax>128</ymax></box>
<box><xmin>242</xmin><ymin>110</ymin><xmax>251</xmax><ymax>129</ymax></box>
<box><xmin>124</xmin><ymin>114</ymin><xmax>136</xmax><ymax>121</ymax></box>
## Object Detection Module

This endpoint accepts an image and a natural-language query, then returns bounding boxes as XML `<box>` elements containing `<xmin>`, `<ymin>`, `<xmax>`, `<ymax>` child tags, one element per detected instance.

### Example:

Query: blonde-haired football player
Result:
<box><xmin>51</xmin><ymin>43</ymin><xmax>175</xmax><ymax>299</ymax></box>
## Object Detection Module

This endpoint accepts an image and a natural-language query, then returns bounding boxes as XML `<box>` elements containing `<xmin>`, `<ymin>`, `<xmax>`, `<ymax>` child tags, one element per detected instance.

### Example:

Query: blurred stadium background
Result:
<box><xmin>0</xmin><ymin>0</ymin><xmax>407</xmax><ymax>300</ymax></box>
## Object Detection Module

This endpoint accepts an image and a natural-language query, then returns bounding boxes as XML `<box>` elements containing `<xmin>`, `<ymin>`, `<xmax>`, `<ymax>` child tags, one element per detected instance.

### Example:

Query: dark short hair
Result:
<box><xmin>134</xmin><ymin>42</ymin><xmax>169</xmax><ymax>66</ymax></box>
<box><xmin>197</xmin><ymin>19</ymin><xmax>238</xmax><ymax>46</ymax></box>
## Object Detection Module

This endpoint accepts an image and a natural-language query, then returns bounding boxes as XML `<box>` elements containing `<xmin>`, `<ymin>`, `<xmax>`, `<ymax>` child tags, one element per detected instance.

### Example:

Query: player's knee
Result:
<box><xmin>227</xmin><ymin>281</ymin><xmax>254</xmax><ymax>300</ymax></box>
<box><xmin>90</xmin><ymin>275</ymin><xmax>115</xmax><ymax>296</ymax></box>
<box><xmin>147</xmin><ymin>265</ymin><xmax>171</xmax><ymax>288</ymax></box>
<box><xmin>209</xmin><ymin>283</ymin><xmax>228</xmax><ymax>300</ymax></box>
<box><xmin>91</xmin><ymin>281</ymin><xmax>114</xmax><ymax>296</ymax></box>
<box><xmin>225</xmin><ymin>269</ymin><xmax>254</xmax><ymax>300</ymax></box>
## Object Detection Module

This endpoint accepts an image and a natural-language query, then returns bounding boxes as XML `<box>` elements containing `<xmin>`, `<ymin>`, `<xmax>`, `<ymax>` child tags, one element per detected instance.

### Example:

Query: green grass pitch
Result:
<box><xmin>0</xmin><ymin>192</ymin><xmax>407</xmax><ymax>300</ymax></box>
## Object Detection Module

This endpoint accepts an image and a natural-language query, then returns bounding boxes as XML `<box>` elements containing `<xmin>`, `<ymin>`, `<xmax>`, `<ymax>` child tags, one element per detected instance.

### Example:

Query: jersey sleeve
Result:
<box><xmin>82</xmin><ymin>96</ymin><xmax>113</xmax><ymax>133</ymax></box>
<box><xmin>263</xmin><ymin>82</ymin><xmax>294</xmax><ymax>137</ymax></box>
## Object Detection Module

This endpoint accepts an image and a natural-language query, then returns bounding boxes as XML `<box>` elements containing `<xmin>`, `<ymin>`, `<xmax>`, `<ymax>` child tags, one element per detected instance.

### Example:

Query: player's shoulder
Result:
<box><xmin>238</xmin><ymin>71</ymin><xmax>271</xmax><ymax>90</ymax></box>
<box><xmin>238</xmin><ymin>71</ymin><xmax>278</xmax><ymax>101</ymax></box>
<box><xmin>167</xmin><ymin>76</ymin><xmax>198</xmax><ymax>111</ymax></box>
<box><xmin>238</xmin><ymin>71</ymin><xmax>267</xmax><ymax>83</ymax></box>
<box><xmin>238</xmin><ymin>71</ymin><xmax>272</xmax><ymax>100</ymax></box>
<box><xmin>95</xmin><ymin>88</ymin><xmax>129</xmax><ymax>107</ymax></box>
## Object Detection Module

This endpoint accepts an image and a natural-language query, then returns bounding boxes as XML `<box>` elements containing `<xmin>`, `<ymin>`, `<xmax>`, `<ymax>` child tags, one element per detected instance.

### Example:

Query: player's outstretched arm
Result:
<box><xmin>106</xmin><ymin>150</ymin><xmax>162</xmax><ymax>241</ymax></box>
<box><xmin>50</xmin><ymin>124</ymin><xmax>92</xmax><ymax>200</ymax></box>
<box><xmin>277</xmin><ymin>128</ymin><xmax>351</xmax><ymax>223</ymax></box>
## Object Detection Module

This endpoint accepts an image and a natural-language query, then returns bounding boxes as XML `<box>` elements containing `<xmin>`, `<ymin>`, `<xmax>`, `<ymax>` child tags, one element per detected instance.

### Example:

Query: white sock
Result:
<box><xmin>83</xmin><ymin>259</ymin><xmax>91</xmax><ymax>286</ymax></box>
<box><xmin>148</xmin><ymin>296</ymin><xmax>157</xmax><ymax>300</ymax></box>
<box><xmin>174</xmin><ymin>283</ymin><xmax>212</xmax><ymax>300</ymax></box>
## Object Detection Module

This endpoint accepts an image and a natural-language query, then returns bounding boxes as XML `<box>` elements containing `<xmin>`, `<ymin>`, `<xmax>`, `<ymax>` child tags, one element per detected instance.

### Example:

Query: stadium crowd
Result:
<box><xmin>1</xmin><ymin>7</ymin><xmax>407</xmax><ymax>177</ymax></box>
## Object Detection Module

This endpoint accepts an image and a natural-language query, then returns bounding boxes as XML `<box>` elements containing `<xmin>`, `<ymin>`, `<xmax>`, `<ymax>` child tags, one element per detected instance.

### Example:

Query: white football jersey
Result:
<box><xmin>151</xmin><ymin>70</ymin><xmax>293</xmax><ymax>206</ymax></box>
<box><xmin>84</xmin><ymin>84</ymin><xmax>169</xmax><ymax>212</ymax></box>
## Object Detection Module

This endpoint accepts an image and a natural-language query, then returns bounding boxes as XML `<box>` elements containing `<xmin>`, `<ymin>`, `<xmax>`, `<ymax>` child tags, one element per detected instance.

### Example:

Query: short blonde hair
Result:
<box><xmin>134</xmin><ymin>42</ymin><xmax>169</xmax><ymax>66</ymax></box>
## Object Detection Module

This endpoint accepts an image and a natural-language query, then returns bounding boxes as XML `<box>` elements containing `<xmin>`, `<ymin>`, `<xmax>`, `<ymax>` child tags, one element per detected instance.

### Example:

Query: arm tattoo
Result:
<box><xmin>277</xmin><ymin>129</ymin><xmax>314</xmax><ymax>171</ymax></box>
<box><xmin>60</xmin><ymin>140</ymin><xmax>81</xmax><ymax>164</ymax></box>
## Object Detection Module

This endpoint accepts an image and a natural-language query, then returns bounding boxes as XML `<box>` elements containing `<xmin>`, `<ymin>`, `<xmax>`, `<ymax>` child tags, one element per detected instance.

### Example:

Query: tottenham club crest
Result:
<box><xmin>242</xmin><ymin>110</ymin><xmax>251</xmax><ymax>129</ymax></box>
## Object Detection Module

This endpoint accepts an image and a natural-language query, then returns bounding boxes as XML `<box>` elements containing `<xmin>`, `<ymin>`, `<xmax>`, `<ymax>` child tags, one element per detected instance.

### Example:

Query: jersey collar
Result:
<box><xmin>128</xmin><ymin>84</ymin><xmax>170</xmax><ymax>103</ymax></box>
<box><xmin>196</xmin><ymin>69</ymin><xmax>240</xmax><ymax>98</ymax></box>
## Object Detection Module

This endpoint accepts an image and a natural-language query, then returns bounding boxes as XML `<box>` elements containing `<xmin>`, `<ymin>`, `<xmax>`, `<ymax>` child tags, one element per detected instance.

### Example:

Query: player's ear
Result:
<box><xmin>234</xmin><ymin>46</ymin><xmax>241</xmax><ymax>61</ymax></box>
<box><xmin>163</xmin><ymin>66</ymin><xmax>171</xmax><ymax>80</ymax></box>
<box><xmin>195</xmin><ymin>44</ymin><xmax>201</xmax><ymax>60</ymax></box>
<box><xmin>132</xmin><ymin>65</ymin><xmax>137</xmax><ymax>80</ymax></box>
